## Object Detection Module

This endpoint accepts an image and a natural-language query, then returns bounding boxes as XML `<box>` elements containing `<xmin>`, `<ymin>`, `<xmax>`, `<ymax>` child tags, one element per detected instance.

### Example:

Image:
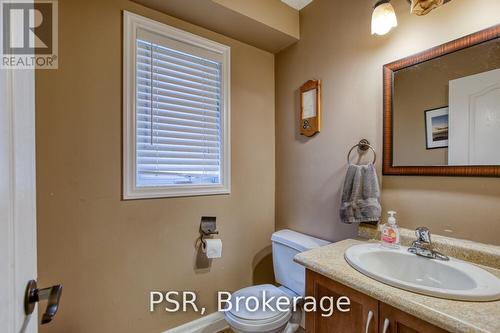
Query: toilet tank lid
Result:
<box><xmin>271</xmin><ymin>229</ymin><xmax>330</xmax><ymax>252</ymax></box>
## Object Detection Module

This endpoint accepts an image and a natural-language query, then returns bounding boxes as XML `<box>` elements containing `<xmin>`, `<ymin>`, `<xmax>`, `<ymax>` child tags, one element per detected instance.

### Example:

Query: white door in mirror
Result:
<box><xmin>449</xmin><ymin>68</ymin><xmax>500</xmax><ymax>165</ymax></box>
<box><xmin>344</xmin><ymin>243</ymin><xmax>500</xmax><ymax>301</ymax></box>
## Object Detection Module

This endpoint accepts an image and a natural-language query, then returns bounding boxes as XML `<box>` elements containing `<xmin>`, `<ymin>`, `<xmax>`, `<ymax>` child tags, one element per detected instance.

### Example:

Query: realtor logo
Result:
<box><xmin>1</xmin><ymin>0</ymin><xmax>58</xmax><ymax>69</ymax></box>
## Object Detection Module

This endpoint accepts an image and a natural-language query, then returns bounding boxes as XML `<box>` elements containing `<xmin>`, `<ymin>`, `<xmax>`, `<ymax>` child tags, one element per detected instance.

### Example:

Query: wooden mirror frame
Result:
<box><xmin>383</xmin><ymin>24</ymin><xmax>500</xmax><ymax>177</ymax></box>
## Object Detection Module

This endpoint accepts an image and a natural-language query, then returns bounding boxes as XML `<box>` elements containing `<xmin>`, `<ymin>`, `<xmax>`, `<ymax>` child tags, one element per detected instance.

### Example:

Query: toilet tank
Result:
<box><xmin>271</xmin><ymin>229</ymin><xmax>330</xmax><ymax>296</ymax></box>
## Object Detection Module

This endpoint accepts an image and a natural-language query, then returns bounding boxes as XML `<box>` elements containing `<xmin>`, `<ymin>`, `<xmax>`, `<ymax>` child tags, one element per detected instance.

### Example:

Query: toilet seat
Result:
<box><xmin>225</xmin><ymin>310</ymin><xmax>291</xmax><ymax>332</ymax></box>
<box><xmin>224</xmin><ymin>284</ymin><xmax>293</xmax><ymax>332</ymax></box>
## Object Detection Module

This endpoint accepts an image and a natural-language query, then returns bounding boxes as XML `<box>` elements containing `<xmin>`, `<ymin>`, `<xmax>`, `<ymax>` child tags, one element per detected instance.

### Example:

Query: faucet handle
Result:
<box><xmin>415</xmin><ymin>227</ymin><xmax>431</xmax><ymax>244</ymax></box>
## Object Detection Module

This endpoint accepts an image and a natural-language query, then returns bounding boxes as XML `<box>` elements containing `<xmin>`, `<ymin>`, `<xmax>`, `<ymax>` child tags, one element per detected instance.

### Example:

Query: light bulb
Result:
<box><xmin>371</xmin><ymin>2</ymin><xmax>398</xmax><ymax>36</ymax></box>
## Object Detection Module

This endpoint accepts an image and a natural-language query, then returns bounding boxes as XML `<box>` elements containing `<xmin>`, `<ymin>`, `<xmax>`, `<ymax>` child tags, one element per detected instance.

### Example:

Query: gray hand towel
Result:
<box><xmin>340</xmin><ymin>163</ymin><xmax>381</xmax><ymax>224</ymax></box>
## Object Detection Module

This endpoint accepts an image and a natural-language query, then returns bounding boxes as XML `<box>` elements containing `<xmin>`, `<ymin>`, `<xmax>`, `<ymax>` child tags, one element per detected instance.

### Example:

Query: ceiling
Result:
<box><xmin>281</xmin><ymin>0</ymin><xmax>314</xmax><ymax>11</ymax></box>
<box><xmin>132</xmin><ymin>0</ymin><xmax>300</xmax><ymax>53</ymax></box>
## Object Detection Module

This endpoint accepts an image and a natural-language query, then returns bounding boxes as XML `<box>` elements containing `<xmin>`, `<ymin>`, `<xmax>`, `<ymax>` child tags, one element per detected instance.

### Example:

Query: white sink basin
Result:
<box><xmin>345</xmin><ymin>243</ymin><xmax>500</xmax><ymax>301</ymax></box>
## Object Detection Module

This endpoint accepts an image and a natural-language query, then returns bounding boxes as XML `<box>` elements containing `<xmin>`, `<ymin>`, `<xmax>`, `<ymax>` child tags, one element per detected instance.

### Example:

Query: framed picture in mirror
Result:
<box><xmin>424</xmin><ymin>107</ymin><xmax>449</xmax><ymax>150</ymax></box>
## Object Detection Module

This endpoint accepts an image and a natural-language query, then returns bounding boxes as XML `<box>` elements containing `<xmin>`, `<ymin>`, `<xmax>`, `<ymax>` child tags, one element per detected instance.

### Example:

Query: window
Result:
<box><xmin>123</xmin><ymin>12</ymin><xmax>230</xmax><ymax>199</ymax></box>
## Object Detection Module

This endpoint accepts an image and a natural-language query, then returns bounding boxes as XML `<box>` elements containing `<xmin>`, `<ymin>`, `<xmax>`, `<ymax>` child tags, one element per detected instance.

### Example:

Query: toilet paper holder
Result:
<box><xmin>199</xmin><ymin>216</ymin><xmax>219</xmax><ymax>249</ymax></box>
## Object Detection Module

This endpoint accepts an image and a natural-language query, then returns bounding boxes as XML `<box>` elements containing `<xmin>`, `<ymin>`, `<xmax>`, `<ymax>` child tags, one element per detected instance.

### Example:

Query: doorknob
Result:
<box><xmin>24</xmin><ymin>280</ymin><xmax>63</xmax><ymax>324</ymax></box>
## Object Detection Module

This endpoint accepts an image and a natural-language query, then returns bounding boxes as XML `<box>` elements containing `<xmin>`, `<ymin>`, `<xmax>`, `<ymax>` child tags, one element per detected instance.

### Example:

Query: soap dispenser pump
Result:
<box><xmin>381</xmin><ymin>210</ymin><xmax>400</xmax><ymax>249</ymax></box>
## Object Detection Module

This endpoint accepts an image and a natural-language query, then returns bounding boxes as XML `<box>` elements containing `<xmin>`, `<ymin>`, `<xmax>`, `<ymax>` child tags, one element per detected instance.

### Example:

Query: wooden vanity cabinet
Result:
<box><xmin>305</xmin><ymin>270</ymin><xmax>379</xmax><ymax>333</ymax></box>
<box><xmin>305</xmin><ymin>270</ymin><xmax>449</xmax><ymax>333</ymax></box>
<box><xmin>378</xmin><ymin>303</ymin><xmax>448</xmax><ymax>333</ymax></box>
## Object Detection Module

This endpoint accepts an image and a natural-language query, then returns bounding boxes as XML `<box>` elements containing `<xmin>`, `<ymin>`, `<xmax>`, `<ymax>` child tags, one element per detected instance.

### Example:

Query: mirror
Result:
<box><xmin>383</xmin><ymin>25</ymin><xmax>500</xmax><ymax>177</ymax></box>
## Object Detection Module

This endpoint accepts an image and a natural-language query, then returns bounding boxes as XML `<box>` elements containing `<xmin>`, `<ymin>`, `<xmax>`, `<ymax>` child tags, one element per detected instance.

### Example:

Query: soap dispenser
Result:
<box><xmin>381</xmin><ymin>211</ymin><xmax>400</xmax><ymax>249</ymax></box>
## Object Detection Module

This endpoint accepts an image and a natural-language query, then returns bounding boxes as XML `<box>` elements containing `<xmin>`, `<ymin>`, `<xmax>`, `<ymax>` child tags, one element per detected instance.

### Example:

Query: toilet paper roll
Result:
<box><xmin>202</xmin><ymin>238</ymin><xmax>222</xmax><ymax>259</ymax></box>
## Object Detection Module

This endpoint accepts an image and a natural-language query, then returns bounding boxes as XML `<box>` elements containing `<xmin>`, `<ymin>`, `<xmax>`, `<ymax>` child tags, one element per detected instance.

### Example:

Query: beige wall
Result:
<box><xmin>36</xmin><ymin>0</ymin><xmax>275</xmax><ymax>332</ymax></box>
<box><xmin>276</xmin><ymin>0</ymin><xmax>500</xmax><ymax>245</ymax></box>
<box><xmin>394</xmin><ymin>63</ymin><xmax>450</xmax><ymax>166</ymax></box>
<box><xmin>393</xmin><ymin>40</ymin><xmax>500</xmax><ymax>166</ymax></box>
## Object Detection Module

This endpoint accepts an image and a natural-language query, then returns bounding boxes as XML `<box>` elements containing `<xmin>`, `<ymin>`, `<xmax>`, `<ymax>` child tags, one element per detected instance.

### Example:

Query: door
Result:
<box><xmin>305</xmin><ymin>270</ymin><xmax>378</xmax><ymax>333</ymax></box>
<box><xmin>448</xmin><ymin>68</ymin><xmax>500</xmax><ymax>165</ymax></box>
<box><xmin>0</xmin><ymin>13</ymin><xmax>37</xmax><ymax>333</ymax></box>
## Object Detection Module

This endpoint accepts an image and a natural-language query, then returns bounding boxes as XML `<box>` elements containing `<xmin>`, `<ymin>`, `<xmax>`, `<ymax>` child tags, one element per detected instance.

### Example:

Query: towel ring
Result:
<box><xmin>347</xmin><ymin>139</ymin><xmax>376</xmax><ymax>165</ymax></box>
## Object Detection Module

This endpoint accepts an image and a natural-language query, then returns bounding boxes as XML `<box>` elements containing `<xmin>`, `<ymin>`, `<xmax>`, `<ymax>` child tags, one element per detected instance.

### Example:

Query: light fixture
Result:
<box><xmin>371</xmin><ymin>0</ymin><xmax>398</xmax><ymax>36</ymax></box>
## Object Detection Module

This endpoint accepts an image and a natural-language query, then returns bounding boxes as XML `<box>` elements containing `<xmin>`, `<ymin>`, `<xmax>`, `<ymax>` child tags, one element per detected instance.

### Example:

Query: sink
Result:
<box><xmin>344</xmin><ymin>243</ymin><xmax>500</xmax><ymax>301</ymax></box>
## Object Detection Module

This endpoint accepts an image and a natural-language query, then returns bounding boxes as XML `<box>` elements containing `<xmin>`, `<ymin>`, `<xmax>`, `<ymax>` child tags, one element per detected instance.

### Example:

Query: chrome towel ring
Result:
<box><xmin>347</xmin><ymin>139</ymin><xmax>376</xmax><ymax>165</ymax></box>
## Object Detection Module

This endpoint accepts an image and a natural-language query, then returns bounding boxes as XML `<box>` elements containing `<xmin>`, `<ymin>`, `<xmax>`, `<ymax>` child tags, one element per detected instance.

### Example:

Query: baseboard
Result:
<box><xmin>162</xmin><ymin>312</ymin><xmax>228</xmax><ymax>333</ymax></box>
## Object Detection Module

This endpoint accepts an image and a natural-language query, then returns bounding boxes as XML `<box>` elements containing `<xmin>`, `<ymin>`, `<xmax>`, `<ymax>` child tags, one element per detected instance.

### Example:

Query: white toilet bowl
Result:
<box><xmin>224</xmin><ymin>285</ymin><xmax>292</xmax><ymax>333</ymax></box>
<box><xmin>224</xmin><ymin>230</ymin><xmax>330</xmax><ymax>333</ymax></box>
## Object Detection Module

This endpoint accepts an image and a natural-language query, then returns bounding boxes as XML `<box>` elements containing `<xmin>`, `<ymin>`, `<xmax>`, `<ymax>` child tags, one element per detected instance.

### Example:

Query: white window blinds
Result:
<box><xmin>124</xmin><ymin>12</ymin><xmax>230</xmax><ymax>199</ymax></box>
<box><xmin>135</xmin><ymin>37</ymin><xmax>223</xmax><ymax>187</ymax></box>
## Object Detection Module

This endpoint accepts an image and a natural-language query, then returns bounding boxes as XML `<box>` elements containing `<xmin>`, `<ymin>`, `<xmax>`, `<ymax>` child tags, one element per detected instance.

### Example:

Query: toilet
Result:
<box><xmin>224</xmin><ymin>229</ymin><xmax>330</xmax><ymax>333</ymax></box>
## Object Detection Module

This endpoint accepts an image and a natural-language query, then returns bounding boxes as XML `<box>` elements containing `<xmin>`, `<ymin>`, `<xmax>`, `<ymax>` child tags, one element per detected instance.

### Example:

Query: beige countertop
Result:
<box><xmin>294</xmin><ymin>239</ymin><xmax>500</xmax><ymax>333</ymax></box>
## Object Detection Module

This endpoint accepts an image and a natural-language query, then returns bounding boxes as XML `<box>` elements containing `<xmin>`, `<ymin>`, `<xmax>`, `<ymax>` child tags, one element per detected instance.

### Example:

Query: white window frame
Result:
<box><xmin>123</xmin><ymin>11</ymin><xmax>231</xmax><ymax>199</ymax></box>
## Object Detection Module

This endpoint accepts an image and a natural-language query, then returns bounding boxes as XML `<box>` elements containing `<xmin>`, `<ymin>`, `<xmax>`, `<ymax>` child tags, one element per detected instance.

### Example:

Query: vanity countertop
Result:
<box><xmin>294</xmin><ymin>239</ymin><xmax>500</xmax><ymax>333</ymax></box>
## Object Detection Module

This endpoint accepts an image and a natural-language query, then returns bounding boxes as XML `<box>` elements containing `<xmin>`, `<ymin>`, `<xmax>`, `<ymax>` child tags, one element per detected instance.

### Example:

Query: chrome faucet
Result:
<box><xmin>408</xmin><ymin>227</ymin><xmax>449</xmax><ymax>261</ymax></box>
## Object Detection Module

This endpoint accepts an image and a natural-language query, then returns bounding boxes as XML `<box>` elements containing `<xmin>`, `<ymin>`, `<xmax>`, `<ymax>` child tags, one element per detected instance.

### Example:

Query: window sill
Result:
<box><xmin>122</xmin><ymin>184</ymin><xmax>230</xmax><ymax>200</ymax></box>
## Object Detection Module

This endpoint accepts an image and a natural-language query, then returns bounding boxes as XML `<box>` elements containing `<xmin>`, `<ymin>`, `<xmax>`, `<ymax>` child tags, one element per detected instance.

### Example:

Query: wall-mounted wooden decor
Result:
<box><xmin>300</xmin><ymin>80</ymin><xmax>321</xmax><ymax>137</ymax></box>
